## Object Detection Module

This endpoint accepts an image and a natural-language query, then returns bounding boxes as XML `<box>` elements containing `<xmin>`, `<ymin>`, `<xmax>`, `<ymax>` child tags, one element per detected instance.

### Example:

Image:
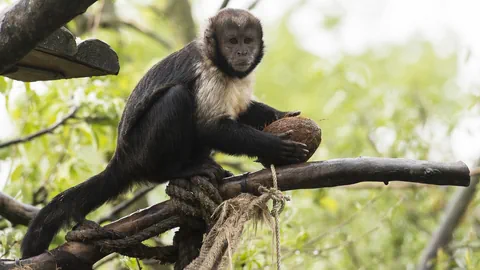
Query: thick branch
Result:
<box><xmin>220</xmin><ymin>157</ymin><xmax>470</xmax><ymax>199</ymax></box>
<box><xmin>0</xmin><ymin>106</ymin><xmax>78</xmax><ymax>148</ymax></box>
<box><xmin>0</xmin><ymin>0</ymin><xmax>98</xmax><ymax>74</ymax></box>
<box><xmin>0</xmin><ymin>157</ymin><xmax>470</xmax><ymax>269</ymax></box>
<box><xmin>0</xmin><ymin>192</ymin><xmax>39</xmax><ymax>226</ymax></box>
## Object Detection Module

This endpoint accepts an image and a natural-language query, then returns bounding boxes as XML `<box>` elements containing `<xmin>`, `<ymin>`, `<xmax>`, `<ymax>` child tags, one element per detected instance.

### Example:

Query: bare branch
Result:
<box><xmin>0</xmin><ymin>192</ymin><xmax>39</xmax><ymax>226</ymax></box>
<box><xmin>119</xmin><ymin>21</ymin><xmax>173</xmax><ymax>50</ymax></box>
<box><xmin>0</xmin><ymin>106</ymin><xmax>78</xmax><ymax>149</ymax></box>
<box><xmin>220</xmin><ymin>158</ymin><xmax>470</xmax><ymax>199</ymax></box>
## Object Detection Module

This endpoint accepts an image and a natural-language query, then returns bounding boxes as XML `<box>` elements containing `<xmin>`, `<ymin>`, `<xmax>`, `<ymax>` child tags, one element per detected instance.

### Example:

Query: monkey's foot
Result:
<box><xmin>71</xmin><ymin>219</ymin><xmax>99</xmax><ymax>231</ymax></box>
<box><xmin>175</xmin><ymin>160</ymin><xmax>229</xmax><ymax>184</ymax></box>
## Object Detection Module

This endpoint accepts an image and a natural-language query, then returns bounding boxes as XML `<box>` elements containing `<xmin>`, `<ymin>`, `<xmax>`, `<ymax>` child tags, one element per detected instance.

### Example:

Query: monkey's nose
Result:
<box><xmin>236</xmin><ymin>51</ymin><xmax>248</xmax><ymax>56</ymax></box>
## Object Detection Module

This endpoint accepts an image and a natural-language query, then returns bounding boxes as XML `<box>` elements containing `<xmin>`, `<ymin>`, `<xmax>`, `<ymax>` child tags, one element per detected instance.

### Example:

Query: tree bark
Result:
<box><xmin>0</xmin><ymin>192</ymin><xmax>39</xmax><ymax>226</ymax></box>
<box><xmin>0</xmin><ymin>0</ymin><xmax>98</xmax><ymax>74</ymax></box>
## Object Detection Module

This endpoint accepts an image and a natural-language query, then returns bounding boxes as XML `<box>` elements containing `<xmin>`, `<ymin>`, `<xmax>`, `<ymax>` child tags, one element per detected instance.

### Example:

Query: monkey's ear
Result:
<box><xmin>204</xmin><ymin>18</ymin><xmax>216</xmax><ymax>43</ymax></box>
<box><xmin>203</xmin><ymin>24</ymin><xmax>218</xmax><ymax>61</ymax></box>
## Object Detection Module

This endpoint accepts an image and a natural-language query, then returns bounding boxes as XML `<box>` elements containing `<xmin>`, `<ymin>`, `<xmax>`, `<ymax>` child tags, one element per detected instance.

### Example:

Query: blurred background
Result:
<box><xmin>0</xmin><ymin>0</ymin><xmax>479</xmax><ymax>269</ymax></box>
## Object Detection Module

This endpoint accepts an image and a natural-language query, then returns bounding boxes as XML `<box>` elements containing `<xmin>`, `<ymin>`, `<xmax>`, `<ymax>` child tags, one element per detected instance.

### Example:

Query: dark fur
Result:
<box><xmin>21</xmin><ymin>8</ymin><xmax>307</xmax><ymax>258</ymax></box>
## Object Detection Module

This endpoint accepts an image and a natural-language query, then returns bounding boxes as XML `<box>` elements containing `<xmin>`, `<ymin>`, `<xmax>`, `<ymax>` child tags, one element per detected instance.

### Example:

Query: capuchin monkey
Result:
<box><xmin>21</xmin><ymin>8</ymin><xmax>308</xmax><ymax>258</ymax></box>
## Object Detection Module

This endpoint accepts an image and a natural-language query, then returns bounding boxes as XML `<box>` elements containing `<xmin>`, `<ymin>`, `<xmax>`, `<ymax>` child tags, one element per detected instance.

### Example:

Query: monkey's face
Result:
<box><xmin>216</xmin><ymin>22</ymin><xmax>262</xmax><ymax>73</ymax></box>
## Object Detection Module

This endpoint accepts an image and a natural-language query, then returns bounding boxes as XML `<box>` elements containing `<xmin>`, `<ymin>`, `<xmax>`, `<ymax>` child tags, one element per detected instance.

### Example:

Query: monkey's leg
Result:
<box><xmin>173</xmin><ymin>156</ymin><xmax>231</xmax><ymax>182</ymax></box>
<box><xmin>117</xmin><ymin>85</ymin><xmax>196</xmax><ymax>182</ymax></box>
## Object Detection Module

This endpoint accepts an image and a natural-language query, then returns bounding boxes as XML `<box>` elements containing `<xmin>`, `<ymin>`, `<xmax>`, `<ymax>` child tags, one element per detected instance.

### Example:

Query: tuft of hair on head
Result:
<box><xmin>202</xmin><ymin>8</ymin><xmax>265</xmax><ymax>78</ymax></box>
<box><xmin>204</xmin><ymin>8</ymin><xmax>263</xmax><ymax>41</ymax></box>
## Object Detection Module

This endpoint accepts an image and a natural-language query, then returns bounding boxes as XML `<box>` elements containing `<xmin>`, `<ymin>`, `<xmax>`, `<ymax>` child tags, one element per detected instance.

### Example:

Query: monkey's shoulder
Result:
<box><xmin>118</xmin><ymin>42</ymin><xmax>203</xmax><ymax>136</ymax></box>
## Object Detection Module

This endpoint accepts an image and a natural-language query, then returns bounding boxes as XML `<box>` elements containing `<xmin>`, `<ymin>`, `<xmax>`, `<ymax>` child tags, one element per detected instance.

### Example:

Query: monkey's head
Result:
<box><xmin>204</xmin><ymin>8</ymin><xmax>264</xmax><ymax>78</ymax></box>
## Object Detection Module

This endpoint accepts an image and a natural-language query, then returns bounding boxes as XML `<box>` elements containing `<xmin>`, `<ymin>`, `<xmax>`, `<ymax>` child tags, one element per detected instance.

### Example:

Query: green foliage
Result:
<box><xmin>0</xmin><ymin>1</ymin><xmax>478</xmax><ymax>269</ymax></box>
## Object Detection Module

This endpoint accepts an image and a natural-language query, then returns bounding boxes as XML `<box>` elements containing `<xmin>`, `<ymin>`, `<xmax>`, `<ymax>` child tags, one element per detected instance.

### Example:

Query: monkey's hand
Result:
<box><xmin>277</xmin><ymin>110</ymin><xmax>301</xmax><ymax>120</ymax></box>
<box><xmin>259</xmin><ymin>130</ymin><xmax>309</xmax><ymax>165</ymax></box>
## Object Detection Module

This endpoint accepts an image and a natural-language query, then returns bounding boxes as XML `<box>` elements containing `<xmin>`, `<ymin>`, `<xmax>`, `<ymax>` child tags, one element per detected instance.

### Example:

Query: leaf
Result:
<box><xmin>320</xmin><ymin>197</ymin><xmax>338</xmax><ymax>213</ymax></box>
<box><xmin>10</xmin><ymin>164</ymin><xmax>24</xmax><ymax>181</ymax></box>
<box><xmin>0</xmin><ymin>78</ymin><xmax>6</xmax><ymax>94</ymax></box>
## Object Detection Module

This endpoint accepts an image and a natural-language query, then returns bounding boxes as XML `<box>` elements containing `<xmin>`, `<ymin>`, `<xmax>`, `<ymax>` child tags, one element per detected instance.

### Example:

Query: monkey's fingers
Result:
<box><xmin>282</xmin><ymin>141</ymin><xmax>309</xmax><ymax>153</ymax></box>
<box><xmin>280</xmin><ymin>142</ymin><xmax>309</xmax><ymax>160</ymax></box>
<box><xmin>284</xmin><ymin>111</ymin><xmax>301</xmax><ymax>118</ymax></box>
<box><xmin>276</xmin><ymin>130</ymin><xmax>294</xmax><ymax>140</ymax></box>
<box><xmin>224</xmin><ymin>170</ymin><xmax>234</xmax><ymax>177</ymax></box>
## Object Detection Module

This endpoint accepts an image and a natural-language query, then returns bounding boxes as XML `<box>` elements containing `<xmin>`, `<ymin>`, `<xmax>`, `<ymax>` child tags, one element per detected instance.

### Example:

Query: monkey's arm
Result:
<box><xmin>201</xmin><ymin>118</ymin><xmax>308</xmax><ymax>163</ymax></box>
<box><xmin>238</xmin><ymin>101</ymin><xmax>300</xmax><ymax>130</ymax></box>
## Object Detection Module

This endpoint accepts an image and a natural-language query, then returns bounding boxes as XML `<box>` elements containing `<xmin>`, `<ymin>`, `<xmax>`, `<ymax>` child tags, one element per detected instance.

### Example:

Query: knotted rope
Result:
<box><xmin>185</xmin><ymin>164</ymin><xmax>289</xmax><ymax>270</ymax></box>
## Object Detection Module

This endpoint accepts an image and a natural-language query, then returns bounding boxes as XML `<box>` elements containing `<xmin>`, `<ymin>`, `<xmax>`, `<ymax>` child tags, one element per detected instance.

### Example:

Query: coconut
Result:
<box><xmin>259</xmin><ymin>116</ymin><xmax>322</xmax><ymax>167</ymax></box>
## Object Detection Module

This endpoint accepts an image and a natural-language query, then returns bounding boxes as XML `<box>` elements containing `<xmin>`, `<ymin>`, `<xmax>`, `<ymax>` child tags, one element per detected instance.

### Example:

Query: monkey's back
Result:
<box><xmin>117</xmin><ymin>41</ymin><xmax>203</xmax><ymax>140</ymax></box>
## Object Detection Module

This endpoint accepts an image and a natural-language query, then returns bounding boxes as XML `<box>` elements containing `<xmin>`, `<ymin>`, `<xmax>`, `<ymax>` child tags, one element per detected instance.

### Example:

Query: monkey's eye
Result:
<box><xmin>244</xmin><ymin>37</ymin><xmax>253</xmax><ymax>44</ymax></box>
<box><xmin>229</xmin><ymin>38</ymin><xmax>238</xmax><ymax>44</ymax></box>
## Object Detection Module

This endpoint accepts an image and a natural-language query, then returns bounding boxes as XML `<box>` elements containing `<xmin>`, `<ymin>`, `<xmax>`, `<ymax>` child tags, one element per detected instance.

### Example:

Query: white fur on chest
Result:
<box><xmin>195</xmin><ymin>62</ymin><xmax>254</xmax><ymax>123</ymax></box>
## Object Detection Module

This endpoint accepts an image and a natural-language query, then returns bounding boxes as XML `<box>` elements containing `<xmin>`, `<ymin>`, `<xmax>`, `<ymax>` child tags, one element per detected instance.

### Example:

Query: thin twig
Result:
<box><xmin>0</xmin><ymin>106</ymin><xmax>78</xmax><ymax>149</ymax></box>
<box><xmin>93</xmin><ymin>253</ymin><xmax>119</xmax><ymax>269</ymax></box>
<box><xmin>247</xmin><ymin>0</ymin><xmax>262</xmax><ymax>10</ymax></box>
<box><xmin>283</xmin><ymin>189</ymin><xmax>386</xmax><ymax>260</ymax></box>
<box><xmin>119</xmin><ymin>21</ymin><xmax>173</xmax><ymax>50</ymax></box>
<box><xmin>219</xmin><ymin>0</ymin><xmax>230</xmax><ymax>10</ymax></box>
<box><xmin>470</xmin><ymin>167</ymin><xmax>480</xmax><ymax>176</ymax></box>
<box><xmin>289</xmin><ymin>197</ymin><xmax>405</xmax><ymax>268</ymax></box>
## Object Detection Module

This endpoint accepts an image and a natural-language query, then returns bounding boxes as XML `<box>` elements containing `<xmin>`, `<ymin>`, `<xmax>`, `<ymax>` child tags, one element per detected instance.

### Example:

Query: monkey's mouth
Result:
<box><xmin>232</xmin><ymin>61</ymin><xmax>251</xmax><ymax>71</ymax></box>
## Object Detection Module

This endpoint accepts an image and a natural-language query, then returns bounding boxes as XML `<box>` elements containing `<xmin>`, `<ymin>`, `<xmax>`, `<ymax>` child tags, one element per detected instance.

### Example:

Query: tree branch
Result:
<box><xmin>117</xmin><ymin>21</ymin><xmax>173</xmax><ymax>50</ymax></box>
<box><xmin>0</xmin><ymin>106</ymin><xmax>78</xmax><ymax>149</ymax></box>
<box><xmin>0</xmin><ymin>0</ymin><xmax>98</xmax><ymax>74</ymax></box>
<box><xmin>220</xmin><ymin>157</ymin><xmax>470</xmax><ymax>199</ymax></box>
<box><xmin>0</xmin><ymin>157</ymin><xmax>470</xmax><ymax>269</ymax></box>
<box><xmin>0</xmin><ymin>192</ymin><xmax>39</xmax><ymax>226</ymax></box>
<box><xmin>247</xmin><ymin>0</ymin><xmax>262</xmax><ymax>10</ymax></box>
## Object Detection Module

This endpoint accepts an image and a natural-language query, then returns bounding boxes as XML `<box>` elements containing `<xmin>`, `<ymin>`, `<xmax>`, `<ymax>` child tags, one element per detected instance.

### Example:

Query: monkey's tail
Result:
<box><xmin>20</xmin><ymin>165</ymin><xmax>131</xmax><ymax>258</ymax></box>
